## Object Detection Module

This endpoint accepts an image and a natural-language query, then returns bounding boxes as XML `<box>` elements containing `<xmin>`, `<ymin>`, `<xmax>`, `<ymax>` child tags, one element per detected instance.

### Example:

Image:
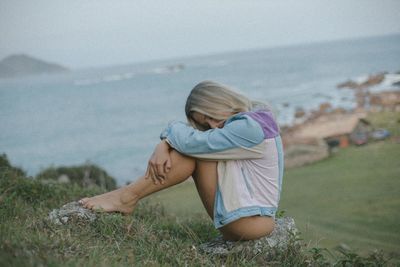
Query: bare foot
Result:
<box><xmin>79</xmin><ymin>187</ymin><xmax>138</xmax><ymax>214</ymax></box>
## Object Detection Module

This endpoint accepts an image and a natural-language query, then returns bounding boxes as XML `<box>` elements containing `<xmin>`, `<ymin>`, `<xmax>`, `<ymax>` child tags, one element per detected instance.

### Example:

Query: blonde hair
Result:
<box><xmin>185</xmin><ymin>81</ymin><xmax>270</xmax><ymax>130</ymax></box>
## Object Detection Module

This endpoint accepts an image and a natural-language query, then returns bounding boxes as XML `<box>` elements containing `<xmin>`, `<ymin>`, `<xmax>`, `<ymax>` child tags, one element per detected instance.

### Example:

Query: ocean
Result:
<box><xmin>1</xmin><ymin>34</ymin><xmax>399</xmax><ymax>184</ymax></box>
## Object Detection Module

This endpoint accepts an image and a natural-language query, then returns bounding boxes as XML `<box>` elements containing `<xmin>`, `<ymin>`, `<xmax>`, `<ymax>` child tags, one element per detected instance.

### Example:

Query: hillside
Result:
<box><xmin>0</xmin><ymin>54</ymin><xmax>69</xmax><ymax>78</ymax></box>
<box><xmin>0</xmin><ymin>111</ymin><xmax>398</xmax><ymax>265</ymax></box>
<box><xmin>0</xmin><ymin>155</ymin><xmax>392</xmax><ymax>266</ymax></box>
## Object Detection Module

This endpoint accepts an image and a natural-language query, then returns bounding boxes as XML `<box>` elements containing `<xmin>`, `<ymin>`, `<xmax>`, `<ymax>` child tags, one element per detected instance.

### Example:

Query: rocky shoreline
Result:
<box><xmin>281</xmin><ymin>71</ymin><xmax>400</xmax><ymax>168</ymax></box>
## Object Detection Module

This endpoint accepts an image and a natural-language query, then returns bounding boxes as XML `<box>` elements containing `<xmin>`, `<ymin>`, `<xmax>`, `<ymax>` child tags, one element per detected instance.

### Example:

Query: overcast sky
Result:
<box><xmin>1</xmin><ymin>0</ymin><xmax>399</xmax><ymax>69</ymax></box>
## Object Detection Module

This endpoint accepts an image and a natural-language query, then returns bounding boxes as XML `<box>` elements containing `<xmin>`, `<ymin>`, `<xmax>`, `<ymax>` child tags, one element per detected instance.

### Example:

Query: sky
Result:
<box><xmin>1</xmin><ymin>0</ymin><xmax>399</xmax><ymax>69</ymax></box>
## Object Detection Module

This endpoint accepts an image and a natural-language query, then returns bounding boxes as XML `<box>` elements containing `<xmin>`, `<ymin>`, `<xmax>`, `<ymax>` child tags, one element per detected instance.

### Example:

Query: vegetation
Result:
<box><xmin>367</xmin><ymin>111</ymin><xmax>400</xmax><ymax>137</ymax></box>
<box><xmin>1</xmin><ymin>111</ymin><xmax>398</xmax><ymax>265</ymax></box>
<box><xmin>0</xmin><ymin>153</ymin><xmax>25</xmax><ymax>177</ymax></box>
<box><xmin>36</xmin><ymin>163</ymin><xmax>117</xmax><ymax>190</ymax></box>
<box><xmin>0</xmin><ymin>164</ymin><xmax>392</xmax><ymax>266</ymax></box>
<box><xmin>281</xmin><ymin>140</ymin><xmax>400</xmax><ymax>255</ymax></box>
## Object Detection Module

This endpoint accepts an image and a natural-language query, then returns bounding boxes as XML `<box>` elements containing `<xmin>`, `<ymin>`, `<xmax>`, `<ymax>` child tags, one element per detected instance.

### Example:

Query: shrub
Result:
<box><xmin>0</xmin><ymin>153</ymin><xmax>25</xmax><ymax>177</ymax></box>
<box><xmin>36</xmin><ymin>163</ymin><xmax>117</xmax><ymax>190</ymax></box>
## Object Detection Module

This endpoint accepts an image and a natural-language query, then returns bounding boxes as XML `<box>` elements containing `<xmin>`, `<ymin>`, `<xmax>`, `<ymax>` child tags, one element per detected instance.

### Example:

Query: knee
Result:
<box><xmin>169</xmin><ymin>150</ymin><xmax>196</xmax><ymax>171</ymax></box>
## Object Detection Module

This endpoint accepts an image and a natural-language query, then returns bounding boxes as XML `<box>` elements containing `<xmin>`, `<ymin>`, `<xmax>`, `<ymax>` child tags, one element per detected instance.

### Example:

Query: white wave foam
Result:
<box><xmin>74</xmin><ymin>72</ymin><xmax>137</xmax><ymax>86</ymax></box>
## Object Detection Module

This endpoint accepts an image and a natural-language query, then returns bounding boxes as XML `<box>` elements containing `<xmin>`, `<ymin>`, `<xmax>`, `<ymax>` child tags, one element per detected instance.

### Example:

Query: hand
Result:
<box><xmin>145</xmin><ymin>140</ymin><xmax>171</xmax><ymax>185</ymax></box>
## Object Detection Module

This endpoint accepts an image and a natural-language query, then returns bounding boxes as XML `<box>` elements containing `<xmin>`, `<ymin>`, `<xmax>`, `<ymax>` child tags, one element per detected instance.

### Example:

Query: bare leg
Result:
<box><xmin>192</xmin><ymin>160</ymin><xmax>218</xmax><ymax>218</ymax></box>
<box><xmin>81</xmin><ymin>151</ymin><xmax>275</xmax><ymax>240</ymax></box>
<box><xmin>193</xmin><ymin>160</ymin><xmax>275</xmax><ymax>241</ymax></box>
<box><xmin>80</xmin><ymin>150</ymin><xmax>195</xmax><ymax>213</ymax></box>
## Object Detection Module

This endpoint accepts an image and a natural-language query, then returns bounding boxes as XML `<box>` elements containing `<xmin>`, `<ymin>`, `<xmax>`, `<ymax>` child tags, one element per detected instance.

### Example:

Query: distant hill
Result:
<box><xmin>0</xmin><ymin>54</ymin><xmax>69</xmax><ymax>78</ymax></box>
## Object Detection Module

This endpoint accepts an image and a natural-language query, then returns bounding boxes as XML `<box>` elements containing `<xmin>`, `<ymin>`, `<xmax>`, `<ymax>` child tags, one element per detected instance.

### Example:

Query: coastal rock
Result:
<box><xmin>337</xmin><ymin>80</ymin><xmax>359</xmax><ymax>89</ymax></box>
<box><xmin>48</xmin><ymin>201</ymin><xmax>96</xmax><ymax>225</ymax></box>
<box><xmin>318</xmin><ymin>102</ymin><xmax>332</xmax><ymax>113</ymax></box>
<box><xmin>199</xmin><ymin>217</ymin><xmax>298</xmax><ymax>257</ymax></box>
<box><xmin>361</xmin><ymin>73</ymin><xmax>385</xmax><ymax>88</ymax></box>
<box><xmin>294</xmin><ymin>107</ymin><xmax>306</xmax><ymax>118</ymax></box>
<box><xmin>337</xmin><ymin>72</ymin><xmax>386</xmax><ymax>90</ymax></box>
<box><xmin>370</xmin><ymin>91</ymin><xmax>400</xmax><ymax>111</ymax></box>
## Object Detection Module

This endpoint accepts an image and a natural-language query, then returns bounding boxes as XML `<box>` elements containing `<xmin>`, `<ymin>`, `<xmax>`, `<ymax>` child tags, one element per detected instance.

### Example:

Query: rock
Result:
<box><xmin>318</xmin><ymin>102</ymin><xmax>332</xmax><ymax>113</ymax></box>
<box><xmin>337</xmin><ymin>80</ymin><xmax>359</xmax><ymax>89</ymax></box>
<box><xmin>332</xmin><ymin>107</ymin><xmax>346</xmax><ymax>114</ymax></box>
<box><xmin>294</xmin><ymin>107</ymin><xmax>306</xmax><ymax>118</ymax></box>
<box><xmin>57</xmin><ymin>174</ymin><xmax>70</xmax><ymax>184</ymax></box>
<box><xmin>48</xmin><ymin>201</ymin><xmax>96</xmax><ymax>225</ymax></box>
<box><xmin>370</xmin><ymin>91</ymin><xmax>400</xmax><ymax>111</ymax></box>
<box><xmin>199</xmin><ymin>217</ymin><xmax>298</xmax><ymax>257</ymax></box>
<box><xmin>361</xmin><ymin>73</ymin><xmax>385</xmax><ymax>88</ymax></box>
<box><xmin>337</xmin><ymin>72</ymin><xmax>386</xmax><ymax>90</ymax></box>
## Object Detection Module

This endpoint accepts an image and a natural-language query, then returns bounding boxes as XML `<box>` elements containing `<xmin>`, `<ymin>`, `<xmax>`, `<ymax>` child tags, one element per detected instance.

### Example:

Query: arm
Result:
<box><xmin>160</xmin><ymin>114</ymin><xmax>266</xmax><ymax>160</ymax></box>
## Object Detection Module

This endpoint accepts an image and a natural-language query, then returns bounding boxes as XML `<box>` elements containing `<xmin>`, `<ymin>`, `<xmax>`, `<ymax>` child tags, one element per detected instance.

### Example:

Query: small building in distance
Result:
<box><xmin>292</xmin><ymin>112</ymin><xmax>372</xmax><ymax>148</ymax></box>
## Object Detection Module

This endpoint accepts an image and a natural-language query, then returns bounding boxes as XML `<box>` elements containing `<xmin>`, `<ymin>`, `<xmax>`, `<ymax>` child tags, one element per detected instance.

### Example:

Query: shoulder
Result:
<box><xmin>227</xmin><ymin>110</ymin><xmax>279</xmax><ymax>138</ymax></box>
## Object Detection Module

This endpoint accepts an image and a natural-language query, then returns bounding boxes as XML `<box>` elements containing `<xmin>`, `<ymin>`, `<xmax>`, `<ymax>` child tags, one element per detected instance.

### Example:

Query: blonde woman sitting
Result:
<box><xmin>80</xmin><ymin>81</ymin><xmax>284</xmax><ymax>241</ymax></box>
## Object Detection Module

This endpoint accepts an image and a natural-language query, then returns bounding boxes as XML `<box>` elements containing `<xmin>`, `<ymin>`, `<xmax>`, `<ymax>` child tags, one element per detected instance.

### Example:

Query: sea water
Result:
<box><xmin>1</xmin><ymin>34</ymin><xmax>399</xmax><ymax>184</ymax></box>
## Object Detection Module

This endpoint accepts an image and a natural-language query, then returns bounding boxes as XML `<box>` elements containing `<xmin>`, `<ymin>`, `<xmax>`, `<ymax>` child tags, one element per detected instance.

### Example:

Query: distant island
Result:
<box><xmin>0</xmin><ymin>54</ymin><xmax>69</xmax><ymax>79</ymax></box>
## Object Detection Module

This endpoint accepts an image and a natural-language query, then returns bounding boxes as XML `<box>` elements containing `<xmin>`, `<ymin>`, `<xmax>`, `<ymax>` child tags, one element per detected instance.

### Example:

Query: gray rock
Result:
<box><xmin>199</xmin><ymin>217</ymin><xmax>298</xmax><ymax>256</ymax></box>
<box><xmin>57</xmin><ymin>174</ymin><xmax>70</xmax><ymax>184</ymax></box>
<box><xmin>48</xmin><ymin>201</ymin><xmax>96</xmax><ymax>225</ymax></box>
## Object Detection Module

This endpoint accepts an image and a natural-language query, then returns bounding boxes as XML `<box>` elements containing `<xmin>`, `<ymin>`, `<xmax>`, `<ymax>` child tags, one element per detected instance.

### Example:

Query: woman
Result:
<box><xmin>80</xmin><ymin>81</ymin><xmax>284</xmax><ymax>241</ymax></box>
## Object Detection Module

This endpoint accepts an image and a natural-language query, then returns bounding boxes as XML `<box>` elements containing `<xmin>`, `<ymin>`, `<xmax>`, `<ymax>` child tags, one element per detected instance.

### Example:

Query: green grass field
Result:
<box><xmin>281</xmin><ymin>141</ymin><xmax>400</xmax><ymax>254</ymax></box>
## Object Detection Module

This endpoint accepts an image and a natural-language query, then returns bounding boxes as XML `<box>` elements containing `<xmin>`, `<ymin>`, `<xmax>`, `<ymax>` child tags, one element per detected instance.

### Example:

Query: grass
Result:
<box><xmin>279</xmin><ymin>111</ymin><xmax>400</xmax><ymax>256</ymax></box>
<box><xmin>280</xmin><ymin>141</ymin><xmax>400</xmax><ymax>256</ymax></box>
<box><xmin>0</xmin><ymin>172</ymin><xmax>220</xmax><ymax>266</ymax></box>
<box><xmin>1</xmin><ymin>171</ymin><xmax>324</xmax><ymax>266</ymax></box>
<box><xmin>1</xmin><ymin>160</ymin><xmax>393</xmax><ymax>266</ymax></box>
<box><xmin>1</xmin><ymin>111</ymin><xmax>398</xmax><ymax>266</ymax></box>
<box><xmin>367</xmin><ymin>111</ymin><xmax>400</xmax><ymax>137</ymax></box>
